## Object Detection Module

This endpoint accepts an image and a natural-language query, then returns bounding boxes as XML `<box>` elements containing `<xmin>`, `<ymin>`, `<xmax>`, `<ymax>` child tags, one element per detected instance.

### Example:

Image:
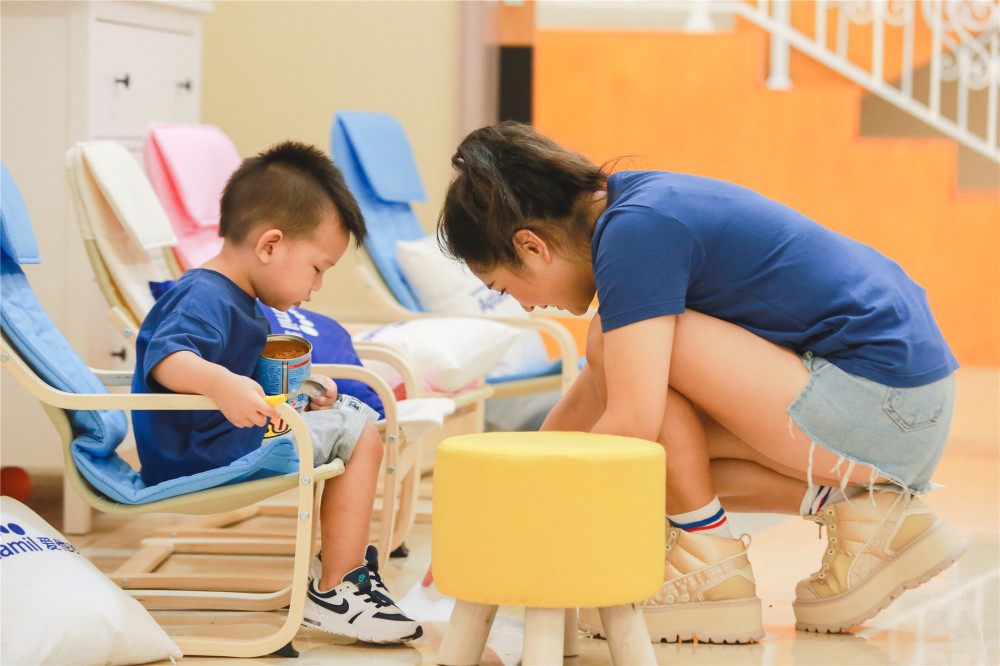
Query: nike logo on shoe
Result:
<box><xmin>307</xmin><ymin>581</ymin><xmax>350</xmax><ymax>614</ymax></box>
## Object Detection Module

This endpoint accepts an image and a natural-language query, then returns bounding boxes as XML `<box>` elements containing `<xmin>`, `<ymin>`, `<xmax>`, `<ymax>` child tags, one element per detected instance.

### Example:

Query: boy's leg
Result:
<box><xmin>302</xmin><ymin>418</ymin><xmax>424</xmax><ymax>643</ymax></box>
<box><xmin>318</xmin><ymin>421</ymin><xmax>382</xmax><ymax>588</ymax></box>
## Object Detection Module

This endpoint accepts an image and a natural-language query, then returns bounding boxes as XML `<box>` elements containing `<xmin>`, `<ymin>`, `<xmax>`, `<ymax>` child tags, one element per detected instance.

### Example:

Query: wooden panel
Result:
<box><xmin>499</xmin><ymin>0</ymin><xmax>535</xmax><ymax>47</ymax></box>
<box><xmin>535</xmin><ymin>27</ymin><xmax>999</xmax><ymax>365</ymax></box>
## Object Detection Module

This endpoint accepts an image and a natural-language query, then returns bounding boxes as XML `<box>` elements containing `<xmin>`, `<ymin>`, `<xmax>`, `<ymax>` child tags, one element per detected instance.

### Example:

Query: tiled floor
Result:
<box><xmin>19</xmin><ymin>369</ymin><xmax>1000</xmax><ymax>665</ymax></box>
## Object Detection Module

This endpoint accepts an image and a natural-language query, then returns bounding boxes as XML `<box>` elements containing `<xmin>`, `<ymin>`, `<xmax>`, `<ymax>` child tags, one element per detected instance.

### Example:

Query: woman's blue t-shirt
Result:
<box><xmin>131</xmin><ymin>269</ymin><xmax>270</xmax><ymax>485</ymax></box>
<box><xmin>592</xmin><ymin>171</ymin><xmax>957</xmax><ymax>388</ymax></box>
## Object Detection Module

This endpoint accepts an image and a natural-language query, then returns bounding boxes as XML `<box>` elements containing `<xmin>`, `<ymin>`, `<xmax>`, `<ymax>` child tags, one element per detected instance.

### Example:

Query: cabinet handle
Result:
<box><xmin>110</xmin><ymin>347</ymin><xmax>127</xmax><ymax>361</ymax></box>
<box><xmin>178</xmin><ymin>79</ymin><xmax>193</xmax><ymax>91</ymax></box>
<box><xmin>114</xmin><ymin>74</ymin><xmax>131</xmax><ymax>88</ymax></box>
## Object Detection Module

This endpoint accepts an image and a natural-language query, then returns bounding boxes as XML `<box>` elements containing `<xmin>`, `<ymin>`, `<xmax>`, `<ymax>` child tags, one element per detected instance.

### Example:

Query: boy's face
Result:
<box><xmin>256</xmin><ymin>210</ymin><xmax>350</xmax><ymax>311</ymax></box>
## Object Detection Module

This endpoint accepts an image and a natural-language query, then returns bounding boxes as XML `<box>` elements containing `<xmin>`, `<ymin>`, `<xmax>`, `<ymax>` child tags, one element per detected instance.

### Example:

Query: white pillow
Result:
<box><xmin>352</xmin><ymin>317</ymin><xmax>519</xmax><ymax>392</ymax></box>
<box><xmin>395</xmin><ymin>237</ymin><xmax>550</xmax><ymax>379</ymax></box>
<box><xmin>0</xmin><ymin>497</ymin><xmax>182</xmax><ymax>665</ymax></box>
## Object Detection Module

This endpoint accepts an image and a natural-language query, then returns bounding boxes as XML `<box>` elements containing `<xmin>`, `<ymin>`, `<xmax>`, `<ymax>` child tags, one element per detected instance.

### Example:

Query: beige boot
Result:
<box><xmin>793</xmin><ymin>491</ymin><xmax>966</xmax><ymax>633</ymax></box>
<box><xmin>579</xmin><ymin>527</ymin><xmax>764</xmax><ymax>644</ymax></box>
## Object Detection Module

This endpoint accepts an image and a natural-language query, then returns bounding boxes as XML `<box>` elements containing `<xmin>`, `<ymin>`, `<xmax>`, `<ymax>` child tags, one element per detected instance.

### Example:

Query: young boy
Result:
<box><xmin>131</xmin><ymin>141</ymin><xmax>422</xmax><ymax>644</ymax></box>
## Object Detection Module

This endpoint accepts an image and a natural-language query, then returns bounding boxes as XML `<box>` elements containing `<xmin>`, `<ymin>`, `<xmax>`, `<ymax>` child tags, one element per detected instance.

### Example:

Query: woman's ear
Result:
<box><xmin>512</xmin><ymin>229</ymin><xmax>551</xmax><ymax>263</ymax></box>
<box><xmin>254</xmin><ymin>228</ymin><xmax>283</xmax><ymax>264</ymax></box>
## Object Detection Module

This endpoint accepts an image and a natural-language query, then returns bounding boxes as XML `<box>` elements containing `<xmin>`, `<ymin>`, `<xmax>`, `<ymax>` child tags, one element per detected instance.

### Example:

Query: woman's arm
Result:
<box><xmin>540</xmin><ymin>363</ymin><xmax>604</xmax><ymax>432</ymax></box>
<box><xmin>590</xmin><ymin>314</ymin><xmax>675</xmax><ymax>442</ymax></box>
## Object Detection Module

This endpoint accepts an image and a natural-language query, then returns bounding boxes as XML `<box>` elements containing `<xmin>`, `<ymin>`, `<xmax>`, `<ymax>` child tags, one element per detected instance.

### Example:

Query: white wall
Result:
<box><xmin>200</xmin><ymin>0</ymin><xmax>499</xmax><ymax>319</ymax></box>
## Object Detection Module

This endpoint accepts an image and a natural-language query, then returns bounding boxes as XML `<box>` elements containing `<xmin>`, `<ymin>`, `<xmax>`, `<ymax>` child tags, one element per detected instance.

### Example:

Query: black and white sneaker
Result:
<box><xmin>302</xmin><ymin>562</ymin><xmax>423</xmax><ymax>643</ymax></box>
<box><xmin>364</xmin><ymin>544</ymin><xmax>392</xmax><ymax>596</ymax></box>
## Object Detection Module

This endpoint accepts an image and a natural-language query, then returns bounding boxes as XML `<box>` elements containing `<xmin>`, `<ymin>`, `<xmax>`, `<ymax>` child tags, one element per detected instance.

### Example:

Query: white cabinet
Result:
<box><xmin>86</xmin><ymin>4</ymin><xmax>204</xmax><ymax>148</ymax></box>
<box><xmin>0</xmin><ymin>1</ymin><xmax>210</xmax><ymax>531</ymax></box>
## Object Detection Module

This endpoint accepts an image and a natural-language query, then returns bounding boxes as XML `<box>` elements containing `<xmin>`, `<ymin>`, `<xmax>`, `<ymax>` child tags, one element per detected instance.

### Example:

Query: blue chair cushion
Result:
<box><xmin>1</xmin><ymin>162</ymin><xmax>40</xmax><ymax>264</ymax></box>
<box><xmin>331</xmin><ymin>111</ymin><xmax>426</xmax><ymax>311</ymax></box>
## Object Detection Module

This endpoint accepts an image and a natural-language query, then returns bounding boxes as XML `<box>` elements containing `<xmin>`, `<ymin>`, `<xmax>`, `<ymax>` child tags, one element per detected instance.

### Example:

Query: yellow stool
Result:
<box><xmin>433</xmin><ymin>432</ymin><xmax>665</xmax><ymax>666</ymax></box>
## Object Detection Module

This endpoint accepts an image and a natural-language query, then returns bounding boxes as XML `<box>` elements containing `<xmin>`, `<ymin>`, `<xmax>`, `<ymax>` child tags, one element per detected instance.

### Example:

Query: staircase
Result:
<box><xmin>533</xmin><ymin>16</ymin><xmax>999</xmax><ymax>366</ymax></box>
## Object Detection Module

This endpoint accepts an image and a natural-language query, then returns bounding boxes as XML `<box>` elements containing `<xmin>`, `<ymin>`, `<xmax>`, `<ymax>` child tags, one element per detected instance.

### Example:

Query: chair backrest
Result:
<box><xmin>1</xmin><ymin>160</ymin><xmax>129</xmax><ymax>462</ymax></box>
<box><xmin>67</xmin><ymin>142</ymin><xmax>178</xmax><ymax>322</ymax></box>
<box><xmin>72</xmin><ymin>139</ymin><xmax>388</xmax><ymax>417</ymax></box>
<box><xmin>143</xmin><ymin>122</ymin><xmax>241</xmax><ymax>271</ymax></box>
<box><xmin>7</xmin><ymin>158</ymin><xmax>311</xmax><ymax>506</ymax></box>
<box><xmin>331</xmin><ymin>111</ymin><xmax>428</xmax><ymax>312</ymax></box>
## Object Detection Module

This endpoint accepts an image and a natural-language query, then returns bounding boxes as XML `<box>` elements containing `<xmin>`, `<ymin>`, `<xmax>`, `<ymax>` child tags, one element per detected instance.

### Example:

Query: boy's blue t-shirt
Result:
<box><xmin>132</xmin><ymin>269</ymin><xmax>270</xmax><ymax>485</ymax></box>
<box><xmin>592</xmin><ymin>171</ymin><xmax>958</xmax><ymax>388</ymax></box>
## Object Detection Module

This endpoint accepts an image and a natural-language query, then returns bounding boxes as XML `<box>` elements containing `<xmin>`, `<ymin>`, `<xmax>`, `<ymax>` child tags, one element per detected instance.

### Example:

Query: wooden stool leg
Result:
<box><xmin>523</xmin><ymin>607</ymin><xmax>564</xmax><ymax>666</ymax></box>
<box><xmin>564</xmin><ymin>608</ymin><xmax>578</xmax><ymax>657</ymax></box>
<box><xmin>436</xmin><ymin>600</ymin><xmax>498</xmax><ymax>666</ymax></box>
<box><xmin>598</xmin><ymin>603</ymin><xmax>656</xmax><ymax>666</ymax></box>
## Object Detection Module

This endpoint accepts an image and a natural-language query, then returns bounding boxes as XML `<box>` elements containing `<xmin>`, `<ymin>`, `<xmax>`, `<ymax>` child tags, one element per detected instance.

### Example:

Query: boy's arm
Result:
<box><xmin>151</xmin><ymin>350</ymin><xmax>280</xmax><ymax>428</ymax></box>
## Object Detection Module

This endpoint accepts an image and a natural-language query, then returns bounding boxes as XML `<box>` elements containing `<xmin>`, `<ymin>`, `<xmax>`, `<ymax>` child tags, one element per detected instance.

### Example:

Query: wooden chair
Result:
<box><xmin>0</xmin><ymin>159</ymin><xmax>404</xmax><ymax>656</ymax></box>
<box><xmin>330</xmin><ymin>110</ymin><xmax>584</xmax><ymax>400</ymax></box>
<box><xmin>65</xmin><ymin>141</ymin><xmax>486</xmax><ymax>552</ymax></box>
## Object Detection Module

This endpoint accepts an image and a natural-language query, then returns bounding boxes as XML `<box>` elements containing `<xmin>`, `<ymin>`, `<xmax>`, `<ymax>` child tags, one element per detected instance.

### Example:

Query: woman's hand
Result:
<box><xmin>304</xmin><ymin>374</ymin><xmax>339</xmax><ymax>411</ymax></box>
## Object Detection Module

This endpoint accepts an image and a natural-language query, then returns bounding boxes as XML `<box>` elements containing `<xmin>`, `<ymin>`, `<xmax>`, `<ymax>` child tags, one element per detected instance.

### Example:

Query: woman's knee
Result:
<box><xmin>657</xmin><ymin>388</ymin><xmax>708</xmax><ymax>453</ymax></box>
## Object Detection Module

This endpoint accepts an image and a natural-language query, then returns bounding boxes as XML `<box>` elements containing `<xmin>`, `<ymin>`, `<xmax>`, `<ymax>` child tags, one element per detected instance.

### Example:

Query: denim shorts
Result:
<box><xmin>786</xmin><ymin>353</ymin><xmax>956</xmax><ymax>494</ymax></box>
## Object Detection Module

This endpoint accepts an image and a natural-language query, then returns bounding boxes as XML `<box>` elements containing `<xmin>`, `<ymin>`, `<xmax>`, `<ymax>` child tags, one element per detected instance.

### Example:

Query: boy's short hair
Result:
<box><xmin>220</xmin><ymin>141</ymin><xmax>366</xmax><ymax>247</ymax></box>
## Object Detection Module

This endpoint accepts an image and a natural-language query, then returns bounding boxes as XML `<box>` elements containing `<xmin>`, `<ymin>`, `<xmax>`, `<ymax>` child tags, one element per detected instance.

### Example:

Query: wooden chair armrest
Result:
<box><xmin>350</xmin><ymin>342</ymin><xmax>424</xmax><ymax>399</ymax></box>
<box><xmin>353</xmin><ymin>264</ymin><xmax>581</xmax><ymax>392</ymax></box>
<box><xmin>483</xmin><ymin>315</ymin><xmax>581</xmax><ymax>392</ymax></box>
<box><xmin>89</xmin><ymin>368</ymin><xmax>135</xmax><ymax>387</ymax></box>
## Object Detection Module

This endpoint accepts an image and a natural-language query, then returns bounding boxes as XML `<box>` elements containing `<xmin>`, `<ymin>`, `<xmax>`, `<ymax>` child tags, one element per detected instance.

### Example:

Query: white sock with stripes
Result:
<box><xmin>799</xmin><ymin>484</ymin><xmax>864</xmax><ymax>516</ymax></box>
<box><xmin>667</xmin><ymin>496</ymin><xmax>732</xmax><ymax>539</ymax></box>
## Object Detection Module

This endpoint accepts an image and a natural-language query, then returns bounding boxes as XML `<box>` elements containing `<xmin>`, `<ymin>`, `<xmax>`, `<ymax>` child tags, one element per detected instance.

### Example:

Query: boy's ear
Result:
<box><xmin>254</xmin><ymin>228</ymin><xmax>283</xmax><ymax>264</ymax></box>
<box><xmin>512</xmin><ymin>229</ymin><xmax>551</xmax><ymax>263</ymax></box>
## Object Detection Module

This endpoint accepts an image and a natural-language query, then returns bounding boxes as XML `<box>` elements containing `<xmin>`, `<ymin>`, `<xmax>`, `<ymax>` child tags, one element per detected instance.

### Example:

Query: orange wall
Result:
<box><xmin>534</xmin><ymin>26</ymin><xmax>999</xmax><ymax>366</ymax></box>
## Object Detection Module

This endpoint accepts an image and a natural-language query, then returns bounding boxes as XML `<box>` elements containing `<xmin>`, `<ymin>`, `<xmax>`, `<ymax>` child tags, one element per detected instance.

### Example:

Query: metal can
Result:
<box><xmin>253</xmin><ymin>334</ymin><xmax>312</xmax><ymax>416</ymax></box>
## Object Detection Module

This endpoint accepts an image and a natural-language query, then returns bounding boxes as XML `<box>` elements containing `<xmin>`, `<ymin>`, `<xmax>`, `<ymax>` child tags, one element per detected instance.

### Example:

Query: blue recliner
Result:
<box><xmin>331</xmin><ymin>111</ymin><xmax>582</xmax><ymax>395</ymax></box>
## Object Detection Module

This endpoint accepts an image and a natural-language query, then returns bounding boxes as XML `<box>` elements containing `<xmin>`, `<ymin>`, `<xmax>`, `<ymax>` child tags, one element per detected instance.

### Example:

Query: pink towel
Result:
<box><xmin>143</xmin><ymin>123</ymin><xmax>241</xmax><ymax>270</ymax></box>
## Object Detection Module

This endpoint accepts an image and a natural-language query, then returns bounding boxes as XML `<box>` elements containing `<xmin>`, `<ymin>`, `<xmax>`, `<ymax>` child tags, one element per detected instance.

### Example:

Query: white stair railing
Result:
<box><xmin>735</xmin><ymin>0</ymin><xmax>1000</xmax><ymax>164</ymax></box>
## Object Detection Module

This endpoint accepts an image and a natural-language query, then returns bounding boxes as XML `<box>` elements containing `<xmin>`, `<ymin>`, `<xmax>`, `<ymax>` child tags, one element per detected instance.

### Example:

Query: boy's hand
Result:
<box><xmin>304</xmin><ymin>374</ymin><xmax>338</xmax><ymax>411</ymax></box>
<box><xmin>150</xmin><ymin>350</ymin><xmax>280</xmax><ymax>427</ymax></box>
<box><xmin>209</xmin><ymin>372</ymin><xmax>281</xmax><ymax>428</ymax></box>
